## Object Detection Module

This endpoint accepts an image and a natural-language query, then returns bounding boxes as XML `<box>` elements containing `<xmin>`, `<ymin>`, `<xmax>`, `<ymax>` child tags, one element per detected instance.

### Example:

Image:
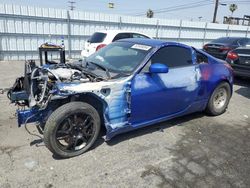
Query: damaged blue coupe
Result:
<box><xmin>8</xmin><ymin>38</ymin><xmax>233</xmax><ymax>158</ymax></box>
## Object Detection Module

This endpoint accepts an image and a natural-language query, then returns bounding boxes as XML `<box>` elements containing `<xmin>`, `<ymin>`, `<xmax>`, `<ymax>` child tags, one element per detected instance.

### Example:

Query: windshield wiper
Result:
<box><xmin>86</xmin><ymin>61</ymin><xmax>111</xmax><ymax>79</ymax></box>
<box><xmin>111</xmin><ymin>72</ymin><xmax>130</xmax><ymax>79</ymax></box>
<box><xmin>69</xmin><ymin>63</ymin><xmax>105</xmax><ymax>80</ymax></box>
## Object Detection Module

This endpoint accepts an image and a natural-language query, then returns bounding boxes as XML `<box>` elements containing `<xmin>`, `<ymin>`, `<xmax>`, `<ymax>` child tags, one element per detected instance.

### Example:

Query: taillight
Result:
<box><xmin>220</xmin><ymin>46</ymin><xmax>232</xmax><ymax>51</ymax></box>
<box><xmin>227</xmin><ymin>51</ymin><xmax>238</xmax><ymax>60</ymax></box>
<box><xmin>203</xmin><ymin>45</ymin><xmax>208</xmax><ymax>50</ymax></box>
<box><xmin>96</xmin><ymin>44</ymin><xmax>106</xmax><ymax>51</ymax></box>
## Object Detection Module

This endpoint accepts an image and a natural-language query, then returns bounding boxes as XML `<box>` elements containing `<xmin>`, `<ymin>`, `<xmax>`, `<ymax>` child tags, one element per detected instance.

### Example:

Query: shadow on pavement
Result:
<box><xmin>107</xmin><ymin>112</ymin><xmax>204</xmax><ymax>146</ymax></box>
<box><xmin>49</xmin><ymin>112</ymin><xmax>204</xmax><ymax>160</ymax></box>
<box><xmin>234</xmin><ymin>77</ymin><xmax>250</xmax><ymax>99</ymax></box>
<box><xmin>234</xmin><ymin>77</ymin><xmax>250</xmax><ymax>87</ymax></box>
<box><xmin>30</xmin><ymin>139</ymin><xmax>44</xmax><ymax>147</ymax></box>
<box><xmin>52</xmin><ymin>135</ymin><xmax>105</xmax><ymax>160</ymax></box>
<box><xmin>235</xmin><ymin>87</ymin><xmax>250</xmax><ymax>99</ymax></box>
<box><xmin>141</xmin><ymin>119</ymin><xmax>250</xmax><ymax>187</ymax></box>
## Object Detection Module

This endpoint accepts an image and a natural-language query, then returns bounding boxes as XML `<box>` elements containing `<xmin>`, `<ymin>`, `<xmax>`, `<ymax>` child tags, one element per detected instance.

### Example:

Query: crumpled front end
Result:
<box><xmin>7</xmin><ymin>60</ymin><xmax>100</xmax><ymax>127</ymax></box>
<box><xmin>8</xmin><ymin>60</ymin><xmax>133</xmax><ymax>140</ymax></box>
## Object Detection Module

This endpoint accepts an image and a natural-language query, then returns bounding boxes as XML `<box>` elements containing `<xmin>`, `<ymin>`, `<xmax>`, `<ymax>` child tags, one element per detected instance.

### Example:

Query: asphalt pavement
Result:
<box><xmin>0</xmin><ymin>61</ymin><xmax>250</xmax><ymax>188</ymax></box>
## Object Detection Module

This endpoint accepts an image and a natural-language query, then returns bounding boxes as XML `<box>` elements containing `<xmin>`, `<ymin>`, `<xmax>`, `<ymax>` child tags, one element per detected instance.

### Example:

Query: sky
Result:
<box><xmin>0</xmin><ymin>0</ymin><xmax>249</xmax><ymax>23</ymax></box>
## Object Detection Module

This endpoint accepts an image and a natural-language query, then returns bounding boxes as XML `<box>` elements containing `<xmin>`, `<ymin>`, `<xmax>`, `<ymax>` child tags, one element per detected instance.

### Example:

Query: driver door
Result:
<box><xmin>129</xmin><ymin>45</ymin><xmax>201</xmax><ymax>125</ymax></box>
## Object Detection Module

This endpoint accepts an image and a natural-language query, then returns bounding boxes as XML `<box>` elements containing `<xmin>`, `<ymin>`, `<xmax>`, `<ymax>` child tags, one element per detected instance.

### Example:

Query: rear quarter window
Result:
<box><xmin>89</xmin><ymin>32</ymin><xmax>107</xmax><ymax>43</ymax></box>
<box><xmin>196</xmin><ymin>51</ymin><xmax>208</xmax><ymax>64</ymax></box>
<box><xmin>112</xmin><ymin>33</ymin><xmax>131</xmax><ymax>41</ymax></box>
<box><xmin>132</xmin><ymin>33</ymin><xmax>150</xmax><ymax>39</ymax></box>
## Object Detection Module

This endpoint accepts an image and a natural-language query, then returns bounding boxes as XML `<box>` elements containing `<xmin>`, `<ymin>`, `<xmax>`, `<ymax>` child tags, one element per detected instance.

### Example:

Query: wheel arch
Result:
<box><xmin>205</xmin><ymin>77</ymin><xmax>232</xmax><ymax>109</ymax></box>
<box><xmin>205</xmin><ymin>79</ymin><xmax>232</xmax><ymax>116</ymax></box>
<box><xmin>215</xmin><ymin>78</ymin><xmax>233</xmax><ymax>97</ymax></box>
<box><xmin>69</xmin><ymin>93</ymin><xmax>109</xmax><ymax>134</ymax></box>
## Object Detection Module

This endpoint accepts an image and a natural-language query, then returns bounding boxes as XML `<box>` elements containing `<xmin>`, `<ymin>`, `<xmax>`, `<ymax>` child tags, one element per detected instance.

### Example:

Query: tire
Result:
<box><xmin>43</xmin><ymin>102</ymin><xmax>101</xmax><ymax>158</ymax></box>
<box><xmin>206</xmin><ymin>82</ymin><xmax>231</xmax><ymax>116</ymax></box>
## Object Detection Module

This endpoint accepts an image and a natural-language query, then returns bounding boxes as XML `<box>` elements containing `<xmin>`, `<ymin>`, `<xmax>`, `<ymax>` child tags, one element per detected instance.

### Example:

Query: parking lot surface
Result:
<box><xmin>0</xmin><ymin>61</ymin><xmax>250</xmax><ymax>188</ymax></box>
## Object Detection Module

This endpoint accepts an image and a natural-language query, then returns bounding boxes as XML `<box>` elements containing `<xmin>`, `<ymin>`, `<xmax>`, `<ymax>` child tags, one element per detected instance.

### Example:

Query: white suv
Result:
<box><xmin>81</xmin><ymin>30</ymin><xmax>151</xmax><ymax>58</ymax></box>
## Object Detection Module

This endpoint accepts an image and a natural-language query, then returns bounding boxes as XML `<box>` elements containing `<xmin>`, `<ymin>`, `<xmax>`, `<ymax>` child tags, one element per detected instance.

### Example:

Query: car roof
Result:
<box><xmin>96</xmin><ymin>30</ymin><xmax>151</xmax><ymax>37</ymax></box>
<box><xmin>117</xmin><ymin>38</ymin><xmax>186</xmax><ymax>48</ymax></box>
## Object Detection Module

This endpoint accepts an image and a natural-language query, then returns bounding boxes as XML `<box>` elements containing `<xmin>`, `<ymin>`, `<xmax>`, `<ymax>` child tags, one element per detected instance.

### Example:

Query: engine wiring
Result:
<box><xmin>24</xmin><ymin>113</ymin><xmax>44</xmax><ymax>140</ymax></box>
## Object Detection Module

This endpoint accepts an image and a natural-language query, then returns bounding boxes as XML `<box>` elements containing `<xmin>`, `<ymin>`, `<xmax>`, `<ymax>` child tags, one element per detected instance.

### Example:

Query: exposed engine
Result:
<box><xmin>45</xmin><ymin>63</ymin><xmax>103</xmax><ymax>83</ymax></box>
<box><xmin>8</xmin><ymin>60</ymin><xmax>104</xmax><ymax>109</ymax></box>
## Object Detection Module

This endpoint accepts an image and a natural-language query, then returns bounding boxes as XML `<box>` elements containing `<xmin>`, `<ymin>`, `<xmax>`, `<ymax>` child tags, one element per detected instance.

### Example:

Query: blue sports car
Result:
<box><xmin>8</xmin><ymin>38</ymin><xmax>233</xmax><ymax>158</ymax></box>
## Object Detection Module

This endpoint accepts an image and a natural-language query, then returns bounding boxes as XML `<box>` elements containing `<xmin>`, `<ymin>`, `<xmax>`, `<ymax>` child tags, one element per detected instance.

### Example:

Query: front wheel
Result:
<box><xmin>43</xmin><ymin>102</ymin><xmax>101</xmax><ymax>158</ymax></box>
<box><xmin>206</xmin><ymin>82</ymin><xmax>231</xmax><ymax>116</ymax></box>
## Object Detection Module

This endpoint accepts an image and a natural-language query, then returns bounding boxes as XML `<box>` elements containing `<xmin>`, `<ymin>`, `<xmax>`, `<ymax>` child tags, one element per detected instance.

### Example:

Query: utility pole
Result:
<box><xmin>213</xmin><ymin>0</ymin><xmax>219</xmax><ymax>23</ymax></box>
<box><xmin>68</xmin><ymin>1</ymin><xmax>76</xmax><ymax>11</ymax></box>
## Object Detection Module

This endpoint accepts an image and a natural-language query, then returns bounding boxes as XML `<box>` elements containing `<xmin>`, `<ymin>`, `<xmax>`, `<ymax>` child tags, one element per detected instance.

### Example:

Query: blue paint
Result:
<box><xmin>130</xmin><ymin>65</ymin><xmax>201</xmax><ymax>125</ymax></box>
<box><xmin>10</xmin><ymin>91</ymin><xmax>29</xmax><ymax>102</ymax></box>
<box><xmin>149</xmin><ymin>63</ymin><xmax>169</xmax><ymax>73</ymax></box>
<box><xmin>105</xmin><ymin>99</ymin><xmax>207</xmax><ymax>140</ymax></box>
<box><xmin>11</xmin><ymin>39</ymin><xmax>233</xmax><ymax>142</ymax></box>
<box><xmin>17</xmin><ymin>107</ymin><xmax>51</xmax><ymax>127</ymax></box>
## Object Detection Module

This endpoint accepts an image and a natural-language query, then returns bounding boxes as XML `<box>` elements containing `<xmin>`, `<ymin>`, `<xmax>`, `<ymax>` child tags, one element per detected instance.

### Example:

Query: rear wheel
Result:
<box><xmin>44</xmin><ymin>102</ymin><xmax>100</xmax><ymax>158</ymax></box>
<box><xmin>206</xmin><ymin>82</ymin><xmax>231</xmax><ymax>116</ymax></box>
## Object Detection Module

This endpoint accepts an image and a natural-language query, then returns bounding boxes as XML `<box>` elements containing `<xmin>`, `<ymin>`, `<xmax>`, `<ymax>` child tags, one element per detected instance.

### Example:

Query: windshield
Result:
<box><xmin>84</xmin><ymin>41</ymin><xmax>153</xmax><ymax>73</ymax></box>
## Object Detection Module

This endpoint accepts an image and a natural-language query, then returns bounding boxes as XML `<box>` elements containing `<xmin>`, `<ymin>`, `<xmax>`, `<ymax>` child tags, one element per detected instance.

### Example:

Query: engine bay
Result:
<box><xmin>8</xmin><ymin>60</ymin><xmax>106</xmax><ymax>109</ymax></box>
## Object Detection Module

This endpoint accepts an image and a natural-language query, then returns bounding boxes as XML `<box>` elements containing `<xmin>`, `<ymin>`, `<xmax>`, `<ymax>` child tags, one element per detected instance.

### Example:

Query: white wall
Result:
<box><xmin>0</xmin><ymin>4</ymin><xmax>249</xmax><ymax>60</ymax></box>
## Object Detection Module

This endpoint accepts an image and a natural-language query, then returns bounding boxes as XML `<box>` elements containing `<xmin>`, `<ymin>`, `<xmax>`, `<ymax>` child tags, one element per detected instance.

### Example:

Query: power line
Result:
<box><xmin>221</xmin><ymin>0</ymin><xmax>250</xmax><ymax>3</ymax></box>
<box><xmin>154</xmin><ymin>2</ymin><xmax>213</xmax><ymax>14</ymax></box>
<box><xmin>220</xmin><ymin>0</ymin><xmax>250</xmax><ymax>5</ymax></box>
<box><xmin>151</xmin><ymin>0</ymin><xmax>209</xmax><ymax>12</ymax></box>
<box><xmin>140</xmin><ymin>0</ymin><xmax>209</xmax><ymax>14</ymax></box>
<box><xmin>133</xmin><ymin>0</ymin><xmax>212</xmax><ymax>16</ymax></box>
<box><xmin>135</xmin><ymin>2</ymin><xmax>213</xmax><ymax>16</ymax></box>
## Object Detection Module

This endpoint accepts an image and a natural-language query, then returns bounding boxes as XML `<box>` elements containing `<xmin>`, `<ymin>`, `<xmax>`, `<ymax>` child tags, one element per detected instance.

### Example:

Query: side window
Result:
<box><xmin>151</xmin><ymin>46</ymin><xmax>192</xmax><ymax>67</ymax></box>
<box><xmin>132</xmin><ymin>33</ymin><xmax>150</xmax><ymax>39</ymax></box>
<box><xmin>112</xmin><ymin>33</ymin><xmax>131</xmax><ymax>41</ymax></box>
<box><xmin>196</xmin><ymin>51</ymin><xmax>208</xmax><ymax>64</ymax></box>
<box><xmin>141</xmin><ymin>46</ymin><xmax>192</xmax><ymax>72</ymax></box>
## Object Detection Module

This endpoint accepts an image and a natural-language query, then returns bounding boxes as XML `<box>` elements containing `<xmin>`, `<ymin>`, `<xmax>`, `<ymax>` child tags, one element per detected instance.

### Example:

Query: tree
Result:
<box><xmin>146</xmin><ymin>9</ymin><xmax>154</xmax><ymax>18</ymax></box>
<box><xmin>229</xmin><ymin>4</ymin><xmax>238</xmax><ymax>16</ymax></box>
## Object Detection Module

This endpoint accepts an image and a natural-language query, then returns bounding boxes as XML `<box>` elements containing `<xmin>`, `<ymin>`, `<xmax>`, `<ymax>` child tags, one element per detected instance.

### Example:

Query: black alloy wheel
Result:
<box><xmin>44</xmin><ymin>102</ymin><xmax>101</xmax><ymax>158</ymax></box>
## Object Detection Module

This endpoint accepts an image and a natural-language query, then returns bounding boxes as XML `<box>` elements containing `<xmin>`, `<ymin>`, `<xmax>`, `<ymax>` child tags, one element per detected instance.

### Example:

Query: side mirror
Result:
<box><xmin>149</xmin><ymin>63</ymin><xmax>169</xmax><ymax>74</ymax></box>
